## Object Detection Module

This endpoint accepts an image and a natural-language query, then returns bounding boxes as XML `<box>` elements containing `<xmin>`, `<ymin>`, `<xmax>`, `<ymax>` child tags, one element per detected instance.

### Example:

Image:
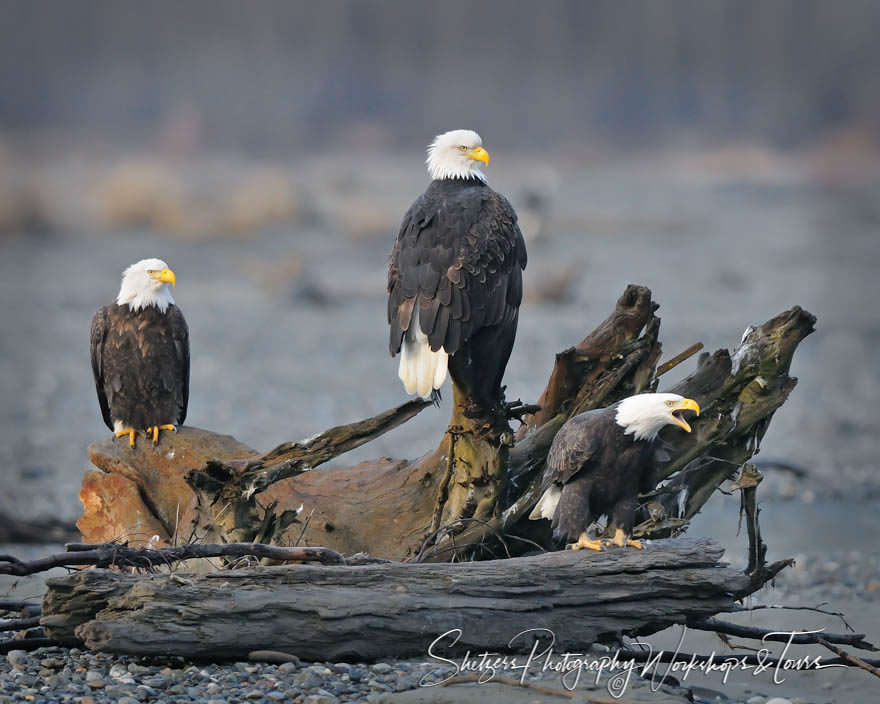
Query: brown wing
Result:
<box><xmin>164</xmin><ymin>305</ymin><xmax>190</xmax><ymax>425</ymax></box>
<box><xmin>541</xmin><ymin>410</ymin><xmax>608</xmax><ymax>488</ymax></box>
<box><xmin>89</xmin><ymin>306</ymin><xmax>113</xmax><ymax>430</ymax></box>
<box><xmin>388</xmin><ymin>183</ymin><xmax>526</xmax><ymax>356</ymax></box>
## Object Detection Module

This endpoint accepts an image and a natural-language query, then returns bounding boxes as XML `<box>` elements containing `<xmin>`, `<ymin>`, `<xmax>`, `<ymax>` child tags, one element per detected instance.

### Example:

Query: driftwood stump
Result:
<box><xmin>77</xmin><ymin>285</ymin><xmax>815</xmax><ymax>562</ymax></box>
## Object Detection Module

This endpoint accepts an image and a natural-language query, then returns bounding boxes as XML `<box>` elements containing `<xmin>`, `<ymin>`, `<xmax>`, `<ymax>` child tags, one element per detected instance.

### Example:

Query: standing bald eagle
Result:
<box><xmin>529</xmin><ymin>393</ymin><xmax>700</xmax><ymax>551</ymax></box>
<box><xmin>387</xmin><ymin>130</ymin><xmax>527</xmax><ymax>410</ymax></box>
<box><xmin>90</xmin><ymin>258</ymin><xmax>189</xmax><ymax>447</ymax></box>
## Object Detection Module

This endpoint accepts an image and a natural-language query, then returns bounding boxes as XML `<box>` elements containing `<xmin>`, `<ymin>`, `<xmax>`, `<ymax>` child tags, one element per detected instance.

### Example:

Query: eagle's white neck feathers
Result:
<box><xmin>615</xmin><ymin>393</ymin><xmax>687</xmax><ymax>442</ymax></box>
<box><xmin>116</xmin><ymin>258</ymin><xmax>175</xmax><ymax>313</ymax></box>
<box><xmin>426</xmin><ymin>129</ymin><xmax>487</xmax><ymax>182</ymax></box>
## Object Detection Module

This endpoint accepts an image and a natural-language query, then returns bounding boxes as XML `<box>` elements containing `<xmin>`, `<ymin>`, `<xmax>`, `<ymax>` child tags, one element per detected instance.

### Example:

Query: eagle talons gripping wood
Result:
<box><xmin>114</xmin><ymin>427</ymin><xmax>139</xmax><ymax>448</ymax></box>
<box><xmin>146</xmin><ymin>424</ymin><xmax>177</xmax><ymax>445</ymax></box>
<box><xmin>569</xmin><ymin>532</ymin><xmax>604</xmax><ymax>551</ymax></box>
<box><xmin>608</xmin><ymin>528</ymin><xmax>644</xmax><ymax>550</ymax></box>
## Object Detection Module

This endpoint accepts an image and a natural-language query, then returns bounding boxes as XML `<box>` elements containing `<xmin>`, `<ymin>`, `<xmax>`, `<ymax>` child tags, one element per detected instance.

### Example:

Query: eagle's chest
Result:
<box><xmin>107</xmin><ymin>308</ymin><xmax>172</xmax><ymax>367</ymax></box>
<box><xmin>592</xmin><ymin>442</ymin><xmax>653</xmax><ymax>504</ymax></box>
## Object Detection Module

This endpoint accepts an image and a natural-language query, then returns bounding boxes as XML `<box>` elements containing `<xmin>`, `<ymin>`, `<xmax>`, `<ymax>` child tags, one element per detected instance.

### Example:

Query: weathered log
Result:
<box><xmin>43</xmin><ymin>537</ymin><xmax>756</xmax><ymax>661</ymax></box>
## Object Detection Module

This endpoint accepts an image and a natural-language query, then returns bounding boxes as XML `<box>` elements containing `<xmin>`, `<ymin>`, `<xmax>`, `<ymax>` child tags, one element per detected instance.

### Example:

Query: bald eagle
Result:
<box><xmin>90</xmin><ymin>258</ymin><xmax>189</xmax><ymax>447</ymax></box>
<box><xmin>529</xmin><ymin>393</ymin><xmax>700</xmax><ymax>551</ymax></box>
<box><xmin>387</xmin><ymin>130</ymin><xmax>527</xmax><ymax>410</ymax></box>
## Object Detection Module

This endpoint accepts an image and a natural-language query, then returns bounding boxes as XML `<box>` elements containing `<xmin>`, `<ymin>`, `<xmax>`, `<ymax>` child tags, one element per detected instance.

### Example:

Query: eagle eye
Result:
<box><xmin>459</xmin><ymin>145</ymin><xmax>468</xmax><ymax>152</ymax></box>
<box><xmin>665</xmin><ymin>400</ymin><xmax>674</xmax><ymax>407</ymax></box>
<box><xmin>147</xmin><ymin>269</ymin><xmax>156</xmax><ymax>275</ymax></box>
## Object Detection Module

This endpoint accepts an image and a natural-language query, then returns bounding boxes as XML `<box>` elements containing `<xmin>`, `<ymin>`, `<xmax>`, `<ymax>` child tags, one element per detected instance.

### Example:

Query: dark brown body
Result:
<box><xmin>90</xmin><ymin>302</ymin><xmax>189</xmax><ymax>431</ymax></box>
<box><xmin>387</xmin><ymin>177</ymin><xmax>527</xmax><ymax>408</ymax></box>
<box><xmin>542</xmin><ymin>403</ymin><xmax>656</xmax><ymax>543</ymax></box>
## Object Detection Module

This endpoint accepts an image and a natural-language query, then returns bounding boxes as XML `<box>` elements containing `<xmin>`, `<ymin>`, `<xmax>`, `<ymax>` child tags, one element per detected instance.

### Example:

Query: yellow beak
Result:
<box><xmin>466</xmin><ymin>146</ymin><xmax>490</xmax><ymax>166</ymax></box>
<box><xmin>670</xmin><ymin>398</ymin><xmax>700</xmax><ymax>433</ymax></box>
<box><xmin>154</xmin><ymin>268</ymin><xmax>176</xmax><ymax>287</ymax></box>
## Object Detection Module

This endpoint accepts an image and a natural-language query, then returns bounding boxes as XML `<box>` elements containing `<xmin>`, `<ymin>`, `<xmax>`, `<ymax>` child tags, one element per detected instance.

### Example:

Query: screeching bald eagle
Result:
<box><xmin>90</xmin><ymin>258</ymin><xmax>189</xmax><ymax>447</ymax></box>
<box><xmin>529</xmin><ymin>393</ymin><xmax>700</xmax><ymax>551</ymax></box>
<box><xmin>387</xmin><ymin>130</ymin><xmax>527</xmax><ymax>409</ymax></box>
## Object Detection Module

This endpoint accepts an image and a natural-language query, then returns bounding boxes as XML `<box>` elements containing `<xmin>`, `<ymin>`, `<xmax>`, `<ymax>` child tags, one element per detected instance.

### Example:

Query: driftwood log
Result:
<box><xmin>77</xmin><ymin>285</ymin><xmax>815</xmax><ymax>563</ymax></box>
<box><xmin>43</xmin><ymin>537</ymin><xmax>764</xmax><ymax>660</ymax></box>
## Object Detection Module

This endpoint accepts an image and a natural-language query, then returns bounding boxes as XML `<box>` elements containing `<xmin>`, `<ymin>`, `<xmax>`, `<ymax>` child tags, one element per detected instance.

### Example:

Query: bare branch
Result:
<box><xmin>689</xmin><ymin>617</ymin><xmax>876</xmax><ymax>650</ymax></box>
<box><xmin>816</xmin><ymin>637</ymin><xmax>880</xmax><ymax>679</ymax></box>
<box><xmin>0</xmin><ymin>542</ymin><xmax>358</xmax><ymax>576</ymax></box>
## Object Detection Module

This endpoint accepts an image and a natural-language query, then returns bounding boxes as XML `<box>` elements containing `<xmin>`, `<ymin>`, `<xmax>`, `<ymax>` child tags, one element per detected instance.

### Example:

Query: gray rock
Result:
<box><xmin>303</xmin><ymin>694</ymin><xmax>339</xmax><ymax>704</ymax></box>
<box><xmin>5</xmin><ymin>650</ymin><xmax>28</xmax><ymax>667</ymax></box>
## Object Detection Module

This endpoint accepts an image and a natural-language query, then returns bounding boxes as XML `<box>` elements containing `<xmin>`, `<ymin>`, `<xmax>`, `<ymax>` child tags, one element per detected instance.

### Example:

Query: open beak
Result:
<box><xmin>154</xmin><ymin>268</ymin><xmax>176</xmax><ymax>287</ymax></box>
<box><xmin>466</xmin><ymin>146</ymin><xmax>490</xmax><ymax>166</ymax></box>
<box><xmin>670</xmin><ymin>398</ymin><xmax>700</xmax><ymax>433</ymax></box>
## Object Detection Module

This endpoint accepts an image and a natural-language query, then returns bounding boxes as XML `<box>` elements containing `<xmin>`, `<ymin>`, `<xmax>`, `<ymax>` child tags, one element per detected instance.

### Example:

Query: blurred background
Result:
<box><xmin>2</xmin><ymin>4</ymin><xmax>880</xmax><ymax>698</ymax></box>
<box><xmin>1</xmin><ymin>0</ymin><xmax>878</xmax><ymax>531</ymax></box>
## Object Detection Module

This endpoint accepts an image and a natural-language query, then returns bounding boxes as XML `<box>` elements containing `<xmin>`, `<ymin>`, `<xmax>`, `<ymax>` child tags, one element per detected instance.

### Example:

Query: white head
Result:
<box><xmin>426</xmin><ymin>129</ymin><xmax>490</xmax><ymax>182</ymax></box>
<box><xmin>116</xmin><ymin>258</ymin><xmax>176</xmax><ymax>312</ymax></box>
<box><xmin>615</xmin><ymin>393</ymin><xmax>701</xmax><ymax>442</ymax></box>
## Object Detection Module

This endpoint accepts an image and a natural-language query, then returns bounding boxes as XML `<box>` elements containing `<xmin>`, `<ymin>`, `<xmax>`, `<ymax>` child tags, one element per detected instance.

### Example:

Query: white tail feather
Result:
<box><xmin>398</xmin><ymin>308</ymin><xmax>448</xmax><ymax>399</ymax></box>
<box><xmin>528</xmin><ymin>486</ymin><xmax>561</xmax><ymax>521</ymax></box>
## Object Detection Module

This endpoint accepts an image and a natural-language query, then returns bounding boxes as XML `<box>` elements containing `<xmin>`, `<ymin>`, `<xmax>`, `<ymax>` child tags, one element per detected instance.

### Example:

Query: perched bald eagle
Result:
<box><xmin>90</xmin><ymin>258</ymin><xmax>189</xmax><ymax>447</ymax></box>
<box><xmin>529</xmin><ymin>393</ymin><xmax>700</xmax><ymax>551</ymax></box>
<box><xmin>387</xmin><ymin>130</ymin><xmax>527</xmax><ymax>409</ymax></box>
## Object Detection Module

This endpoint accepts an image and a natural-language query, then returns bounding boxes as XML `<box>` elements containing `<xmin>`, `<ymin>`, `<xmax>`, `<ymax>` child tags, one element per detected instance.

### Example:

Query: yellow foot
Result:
<box><xmin>115</xmin><ymin>427</ymin><xmax>138</xmax><ymax>448</ymax></box>
<box><xmin>569</xmin><ymin>532</ymin><xmax>604</xmax><ymax>551</ymax></box>
<box><xmin>608</xmin><ymin>528</ymin><xmax>643</xmax><ymax>549</ymax></box>
<box><xmin>146</xmin><ymin>424</ymin><xmax>177</xmax><ymax>444</ymax></box>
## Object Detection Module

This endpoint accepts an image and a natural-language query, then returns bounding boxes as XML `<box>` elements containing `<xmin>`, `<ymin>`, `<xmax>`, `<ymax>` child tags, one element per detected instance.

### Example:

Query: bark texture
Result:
<box><xmin>43</xmin><ymin>537</ymin><xmax>754</xmax><ymax>661</ymax></box>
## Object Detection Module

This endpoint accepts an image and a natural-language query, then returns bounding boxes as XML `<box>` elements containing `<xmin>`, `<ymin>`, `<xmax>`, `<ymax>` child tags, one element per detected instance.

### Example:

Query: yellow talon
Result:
<box><xmin>146</xmin><ymin>424</ymin><xmax>177</xmax><ymax>444</ymax></box>
<box><xmin>608</xmin><ymin>528</ymin><xmax>642</xmax><ymax>549</ymax></box>
<box><xmin>569</xmin><ymin>532</ymin><xmax>604</xmax><ymax>551</ymax></box>
<box><xmin>115</xmin><ymin>427</ymin><xmax>137</xmax><ymax>448</ymax></box>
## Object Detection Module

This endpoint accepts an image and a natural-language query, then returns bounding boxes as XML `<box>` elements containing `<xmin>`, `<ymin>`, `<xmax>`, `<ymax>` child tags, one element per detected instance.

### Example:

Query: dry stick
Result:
<box><xmin>655</xmin><ymin>342</ymin><xmax>704</xmax><ymax>377</ymax></box>
<box><xmin>816</xmin><ymin>636</ymin><xmax>880</xmax><ymax>679</ymax></box>
<box><xmin>0</xmin><ymin>616</ymin><xmax>40</xmax><ymax>632</ymax></box>
<box><xmin>193</xmin><ymin>398</ymin><xmax>433</xmax><ymax>498</ymax></box>
<box><xmin>437</xmin><ymin>673</ymin><xmax>634</xmax><ymax>704</ymax></box>
<box><xmin>0</xmin><ymin>601</ymin><xmax>40</xmax><ymax>613</ymax></box>
<box><xmin>616</xmin><ymin>647</ymin><xmax>880</xmax><ymax>670</ymax></box>
<box><xmin>292</xmin><ymin>508</ymin><xmax>315</xmax><ymax>548</ymax></box>
<box><xmin>689</xmin><ymin>617</ymin><xmax>876</xmax><ymax>650</ymax></box>
<box><xmin>412</xmin><ymin>517</ymin><xmax>512</xmax><ymax>563</ymax></box>
<box><xmin>0</xmin><ymin>638</ymin><xmax>63</xmax><ymax>654</ymax></box>
<box><xmin>0</xmin><ymin>542</ymin><xmax>350</xmax><ymax>577</ymax></box>
<box><xmin>730</xmin><ymin>603</ymin><xmax>854</xmax><ymax>632</ymax></box>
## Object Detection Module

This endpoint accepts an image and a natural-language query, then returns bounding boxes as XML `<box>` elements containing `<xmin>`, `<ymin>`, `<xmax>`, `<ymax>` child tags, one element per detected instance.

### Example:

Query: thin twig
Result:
<box><xmin>617</xmin><ymin>647</ymin><xmax>880</xmax><ymax>670</ymax></box>
<box><xmin>655</xmin><ymin>342</ymin><xmax>704</xmax><ymax>377</ymax></box>
<box><xmin>0</xmin><ymin>542</ymin><xmax>350</xmax><ymax>576</ymax></box>
<box><xmin>690</xmin><ymin>618</ymin><xmax>876</xmax><ymax>650</ymax></box>
<box><xmin>816</xmin><ymin>637</ymin><xmax>880</xmax><ymax>679</ymax></box>
<box><xmin>292</xmin><ymin>509</ymin><xmax>315</xmax><ymax>548</ymax></box>
<box><xmin>729</xmin><ymin>603</ymin><xmax>855</xmax><ymax>632</ymax></box>
<box><xmin>0</xmin><ymin>601</ymin><xmax>40</xmax><ymax>613</ymax></box>
<box><xmin>0</xmin><ymin>616</ymin><xmax>40</xmax><ymax>632</ymax></box>
<box><xmin>0</xmin><ymin>638</ymin><xmax>63</xmax><ymax>654</ymax></box>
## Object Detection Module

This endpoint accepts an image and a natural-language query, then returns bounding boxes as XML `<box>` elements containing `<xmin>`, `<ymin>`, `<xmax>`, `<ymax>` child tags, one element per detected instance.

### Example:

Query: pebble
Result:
<box><xmin>5</xmin><ymin>651</ymin><xmax>27</xmax><ymax>667</ymax></box>
<box><xmin>0</xmin><ymin>642</ymin><xmax>855</xmax><ymax>703</ymax></box>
